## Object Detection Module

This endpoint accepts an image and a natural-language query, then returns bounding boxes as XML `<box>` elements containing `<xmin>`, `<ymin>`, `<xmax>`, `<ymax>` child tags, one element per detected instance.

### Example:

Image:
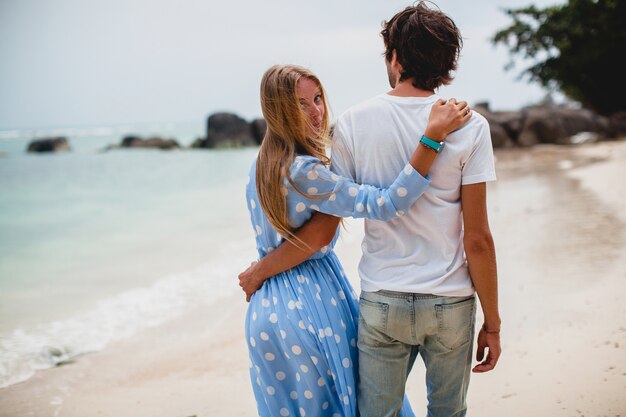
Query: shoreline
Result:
<box><xmin>1</xmin><ymin>141</ymin><xmax>625</xmax><ymax>416</ymax></box>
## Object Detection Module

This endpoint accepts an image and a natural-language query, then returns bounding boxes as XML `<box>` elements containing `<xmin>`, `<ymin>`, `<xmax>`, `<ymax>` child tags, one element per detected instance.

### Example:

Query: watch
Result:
<box><xmin>420</xmin><ymin>135</ymin><xmax>445</xmax><ymax>153</ymax></box>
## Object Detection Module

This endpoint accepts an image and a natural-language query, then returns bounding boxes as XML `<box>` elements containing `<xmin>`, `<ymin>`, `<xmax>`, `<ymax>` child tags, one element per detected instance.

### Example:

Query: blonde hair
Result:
<box><xmin>256</xmin><ymin>64</ymin><xmax>332</xmax><ymax>247</ymax></box>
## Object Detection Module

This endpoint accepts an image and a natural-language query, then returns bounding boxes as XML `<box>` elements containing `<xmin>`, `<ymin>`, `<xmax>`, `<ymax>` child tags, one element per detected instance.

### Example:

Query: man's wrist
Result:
<box><xmin>482</xmin><ymin>323</ymin><xmax>501</xmax><ymax>334</ymax></box>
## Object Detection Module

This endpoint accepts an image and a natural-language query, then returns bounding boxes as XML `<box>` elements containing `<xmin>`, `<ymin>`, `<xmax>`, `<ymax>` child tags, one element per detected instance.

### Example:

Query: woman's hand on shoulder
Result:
<box><xmin>425</xmin><ymin>98</ymin><xmax>472</xmax><ymax>141</ymax></box>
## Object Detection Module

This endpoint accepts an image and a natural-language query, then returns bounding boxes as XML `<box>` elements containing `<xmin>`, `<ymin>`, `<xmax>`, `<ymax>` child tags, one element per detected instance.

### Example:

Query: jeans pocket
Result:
<box><xmin>435</xmin><ymin>296</ymin><xmax>476</xmax><ymax>350</ymax></box>
<box><xmin>359</xmin><ymin>297</ymin><xmax>389</xmax><ymax>332</ymax></box>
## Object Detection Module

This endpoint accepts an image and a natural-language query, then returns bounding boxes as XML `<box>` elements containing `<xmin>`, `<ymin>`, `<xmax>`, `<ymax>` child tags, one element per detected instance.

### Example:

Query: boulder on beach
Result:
<box><xmin>517</xmin><ymin>106</ymin><xmax>610</xmax><ymax>146</ymax></box>
<box><xmin>473</xmin><ymin>102</ymin><xmax>621</xmax><ymax>148</ymax></box>
<box><xmin>27</xmin><ymin>137</ymin><xmax>71</xmax><ymax>153</ymax></box>
<box><xmin>608</xmin><ymin>111</ymin><xmax>626</xmax><ymax>138</ymax></box>
<box><xmin>104</xmin><ymin>135</ymin><xmax>181</xmax><ymax>151</ymax></box>
<box><xmin>192</xmin><ymin>112</ymin><xmax>265</xmax><ymax>148</ymax></box>
<box><xmin>250</xmin><ymin>118</ymin><xmax>267</xmax><ymax>145</ymax></box>
<box><xmin>473</xmin><ymin>103</ymin><xmax>516</xmax><ymax>148</ymax></box>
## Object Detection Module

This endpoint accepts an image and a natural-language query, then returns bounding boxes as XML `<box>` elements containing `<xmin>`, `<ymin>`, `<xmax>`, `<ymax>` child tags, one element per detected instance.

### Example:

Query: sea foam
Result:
<box><xmin>0</xmin><ymin>254</ymin><xmax>247</xmax><ymax>388</ymax></box>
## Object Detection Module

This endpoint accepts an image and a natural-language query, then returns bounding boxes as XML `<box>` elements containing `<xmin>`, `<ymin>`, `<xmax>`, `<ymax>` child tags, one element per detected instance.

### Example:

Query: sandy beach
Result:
<box><xmin>1</xmin><ymin>140</ymin><xmax>625</xmax><ymax>417</ymax></box>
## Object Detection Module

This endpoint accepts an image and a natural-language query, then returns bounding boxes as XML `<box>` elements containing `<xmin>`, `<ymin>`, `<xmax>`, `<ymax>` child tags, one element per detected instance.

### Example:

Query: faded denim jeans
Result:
<box><xmin>357</xmin><ymin>290</ymin><xmax>476</xmax><ymax>417</ymax></box>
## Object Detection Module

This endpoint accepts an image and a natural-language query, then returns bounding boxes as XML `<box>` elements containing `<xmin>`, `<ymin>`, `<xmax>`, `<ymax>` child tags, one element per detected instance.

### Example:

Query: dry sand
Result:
<box><xmin>1</xmin><ymin>140</ymin><xmax>625</xmax><ymax>417</ymax></box>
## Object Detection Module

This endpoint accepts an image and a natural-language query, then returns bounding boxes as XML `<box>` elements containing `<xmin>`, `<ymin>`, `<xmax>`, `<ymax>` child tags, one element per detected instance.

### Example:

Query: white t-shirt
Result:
<box><xmin>331</xmin><ymin>93</ymin><xmax>496</xmax><ymax>296</ymax></box>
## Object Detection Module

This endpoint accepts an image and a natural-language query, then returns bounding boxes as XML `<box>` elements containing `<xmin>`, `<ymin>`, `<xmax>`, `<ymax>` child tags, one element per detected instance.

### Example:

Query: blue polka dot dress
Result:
<box><xmin>245</xmin><ymin>155</ymin><xmax>428</xmax><ymax>417</ymax></box>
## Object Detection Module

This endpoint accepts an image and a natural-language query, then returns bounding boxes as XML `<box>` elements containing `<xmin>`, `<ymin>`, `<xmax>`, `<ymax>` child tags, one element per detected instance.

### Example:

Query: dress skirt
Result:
<box><xmin>246</xmin><ymin>251</ymin><xmax>360</xmax><ymax>417</ymax></box>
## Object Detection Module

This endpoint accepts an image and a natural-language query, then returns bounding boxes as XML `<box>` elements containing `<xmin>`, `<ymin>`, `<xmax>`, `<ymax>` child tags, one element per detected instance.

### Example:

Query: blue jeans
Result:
<box><xmin>357</xmin><ymin>290</ymin><xmax>476</xmax><ymax>417</ymax></box>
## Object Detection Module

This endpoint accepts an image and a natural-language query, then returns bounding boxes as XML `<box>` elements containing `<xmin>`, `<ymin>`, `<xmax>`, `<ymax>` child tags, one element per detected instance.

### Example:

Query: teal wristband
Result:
<box><xmin>419</xmin><ymin>135</ymin><xmax>445</xmax><ymax>153</ymax></box>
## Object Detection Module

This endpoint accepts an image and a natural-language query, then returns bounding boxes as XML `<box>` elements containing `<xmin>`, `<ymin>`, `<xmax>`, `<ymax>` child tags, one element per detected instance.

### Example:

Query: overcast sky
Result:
<box><xmin>0</xmin><ymin>0</ymin><xmax>564</xmax><ymax>131</ymax></box>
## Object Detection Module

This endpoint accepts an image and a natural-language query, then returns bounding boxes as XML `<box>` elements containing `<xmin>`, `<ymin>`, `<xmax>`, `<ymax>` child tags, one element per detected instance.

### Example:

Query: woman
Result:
<box><xmin>242</xmin><ymin>64</ymin><xmax>470</xmax><ymax>417</ymax></box>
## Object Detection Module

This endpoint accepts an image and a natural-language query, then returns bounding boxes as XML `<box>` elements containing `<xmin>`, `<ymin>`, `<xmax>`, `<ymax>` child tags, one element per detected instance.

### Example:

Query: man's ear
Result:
<box><xmin>390</xmin><ymin>50</ymin><xmax>403</xmax><ymax>73</ymax></box>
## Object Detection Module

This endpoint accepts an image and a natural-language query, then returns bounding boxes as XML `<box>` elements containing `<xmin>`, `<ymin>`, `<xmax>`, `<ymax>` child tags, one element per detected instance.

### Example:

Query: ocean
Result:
<box><xmin>0</xmin><ymin>126</ymin><xmax>259</xmax><ymax>388</ymax></box>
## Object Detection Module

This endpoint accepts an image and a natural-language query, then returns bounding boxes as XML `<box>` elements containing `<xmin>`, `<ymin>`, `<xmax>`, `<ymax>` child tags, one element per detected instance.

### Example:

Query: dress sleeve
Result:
<box><xmin>288</xmin><ymin>156</ymin><xmax>430</xmax><ymax>221</ymax></box>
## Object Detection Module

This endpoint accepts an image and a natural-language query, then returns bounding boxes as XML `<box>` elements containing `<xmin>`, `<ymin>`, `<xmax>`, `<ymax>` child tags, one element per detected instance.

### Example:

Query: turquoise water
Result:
<box><xmin>0</xmin><ymin>132</ymin><xmax>259</xmax><ymax>387</ymax></box>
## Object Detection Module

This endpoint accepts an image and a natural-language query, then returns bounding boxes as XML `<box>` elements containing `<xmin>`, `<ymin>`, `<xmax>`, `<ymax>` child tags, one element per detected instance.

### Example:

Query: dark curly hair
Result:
<box><xmin>381</xmin><ymin>2</ymin><xmax>463</xmax><ymax>91</ymax></box>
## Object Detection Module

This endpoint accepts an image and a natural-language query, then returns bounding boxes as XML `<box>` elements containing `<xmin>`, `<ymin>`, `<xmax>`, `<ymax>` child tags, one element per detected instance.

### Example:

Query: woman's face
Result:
<box><xmin>296</xmin><ymin>77</ymin><xmax>324</xmax><ymax>135</ymax></box>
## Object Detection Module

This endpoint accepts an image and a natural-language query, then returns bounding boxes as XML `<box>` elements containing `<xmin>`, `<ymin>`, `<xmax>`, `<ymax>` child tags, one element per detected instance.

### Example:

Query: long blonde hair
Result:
<box><xmin>256</xmin><ymin>64</ymin><xmax>332</xmax><ymax>246</ymax></box>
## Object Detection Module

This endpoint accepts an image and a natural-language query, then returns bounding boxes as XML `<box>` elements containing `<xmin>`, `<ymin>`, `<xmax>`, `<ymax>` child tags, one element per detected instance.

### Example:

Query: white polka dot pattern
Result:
<box><xmin>306</xmin><ymin>168</ymin><xmax>319</xmax><ymax>180</ymax></box>
<box><xmin>243</xmin><ymin>155</ymin><xmax>428</xmax><ymax>417</ymax></box>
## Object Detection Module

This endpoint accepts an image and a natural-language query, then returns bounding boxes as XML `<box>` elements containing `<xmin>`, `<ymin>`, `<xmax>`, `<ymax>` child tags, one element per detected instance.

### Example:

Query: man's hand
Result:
<box><xmin>238</xmin><ymin>261</ymin><xmax>263</xmax><ymax>302</ymax></box>
<box><xmin>472</xmin><ymin>326</ymin><xmax>501</xmax><ymax>373</ymax></box>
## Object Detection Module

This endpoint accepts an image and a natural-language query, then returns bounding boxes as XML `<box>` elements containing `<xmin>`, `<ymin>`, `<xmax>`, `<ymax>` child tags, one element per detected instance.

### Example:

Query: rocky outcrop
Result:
<box><xmin>104</xmin><ymin>135</ymin><xmax>180</xmax><ymax>150</ymax></box>
<box><xmin>193</xmin><ymin>105</ymin><xmax>626</xmax><ymax>150</ymax></box>
<box><xmin>27</xmin><ymin>137</ymin><xmax>70</xmax><ymax>153</ymax></box>
<box><xmin>474</xmin><ymin>103</ymin><xmax>625</xmax><ymax>148</ymax></box>
<box><xmin>192</xmin><ymin>113</ymin><xmax>259</xmax><ymax>148</ymax></box>
<box><xmin>608</xmin><ymin>111</ymin><xmax>626</xmax><ymax>138</ymax></box>
<box><xmin>250</xmin><ymin>118</ymin><xmax>267</xmax><ymax>145</ymax></box>
<box><xmin>517</xmin><ymin>107</ymin><xmax>609</xmax><ymax>146</ymax></box>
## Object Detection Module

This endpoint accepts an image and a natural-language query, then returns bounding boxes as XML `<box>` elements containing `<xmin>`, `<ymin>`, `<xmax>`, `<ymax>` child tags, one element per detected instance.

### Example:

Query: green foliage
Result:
<box><xmin>493</xmin><ymin>0</ymin><xmax>626</xmax><ymax>115</ymax></box>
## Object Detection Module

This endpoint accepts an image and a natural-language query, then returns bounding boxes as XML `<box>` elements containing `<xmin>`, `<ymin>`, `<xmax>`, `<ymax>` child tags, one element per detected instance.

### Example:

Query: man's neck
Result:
<box><xmin>388</xmin><ymin>79</ymin><xmax>434</xmax><ymax>98</ymax></box>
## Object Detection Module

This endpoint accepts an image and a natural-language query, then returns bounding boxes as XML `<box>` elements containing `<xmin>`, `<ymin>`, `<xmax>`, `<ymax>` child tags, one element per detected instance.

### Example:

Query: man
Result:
<box><xmin>240</xmin><ymin>3</ymin><xmax>500</xmax><ymax>416</ymax></box>
<box><xmin>329</xmin><ymin>4</ymin><xmax>501</xmax><ymax>416</ymax></box>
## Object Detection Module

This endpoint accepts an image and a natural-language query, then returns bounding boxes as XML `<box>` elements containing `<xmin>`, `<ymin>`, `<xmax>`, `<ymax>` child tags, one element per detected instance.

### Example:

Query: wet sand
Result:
<box><xmin>1</xmin><ymin>140</ymin><xmax>625</xmax><ymax>417</ymax></box>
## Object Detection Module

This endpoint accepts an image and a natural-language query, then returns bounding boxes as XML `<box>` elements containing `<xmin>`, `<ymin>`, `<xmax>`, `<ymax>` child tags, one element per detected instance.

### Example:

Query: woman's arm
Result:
<box><xmin>239</xmin><ymin>212</ymin><xmax>340</xmax><ymax>301</ymax></box>
<box><xmin>287</xmin><ymin>99</ymin><xmax>470</xmax><ymax>222</ymax></box>
<box><xmin>409</xmin><ymin>98</ymin><xmax>470</xmax><ymax>177</ymax></box>
<box><xmin>239</xmin><ymin>99</ymin><xmax>470</xmax><ymax>300</ymax></box>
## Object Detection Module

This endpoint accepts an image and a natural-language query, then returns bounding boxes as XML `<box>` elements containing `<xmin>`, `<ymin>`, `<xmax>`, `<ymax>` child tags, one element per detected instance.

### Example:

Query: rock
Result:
<box><xmin>193</xmin><ymin>112</ymin><xmax>257</xmax><ymax>148</ymax></box>
<box><xmin>473</xmin><ymin>105</ymin><xmax>515</xmax><ymax>148</ymax></box>
<box><xmin>488</xmin><ymin>123</ymin><xmax>515</xmax><ymax>148</ymax></box>
<box><xmin>250</xmin><ymin>118</ymin><xmax>267</xmax><ymax>145</ymax></box>
<box><xmin>474</xmin><ymin>102</ymin><xmax>616</xmax><ymax>147</ymax></box>
<box><xmin>189</xmin><ymin>137</ymin><xmax>205</xmax><ymax>149</ymax></box>
<box><xmin>120</xmin><ymin>135</ymin><xmax>141</xmax><ymax>147</ymax></box>
<box><xmin>105</xmin><ymin>135</ymin><xmax>180</xmax><ymax>150</ymax></box>
<box><xmin>517</xmin><ymin>106</ymin><xmax>610</xmax><ymax>146</ymax></box>
<box><xmin>27</xmin><ymin>137</ymin><xmax>70</xmax><ymax>153</ymax></box>
<box><xmin>608</xmin><ymin>111</ymin><xmax>626</xmax><ymax>138</ymax></box>
<box><xmin>474</xmin><ymin>101</ymin><xmax>491</xmax><ymax>112</ymax></box>
<box><xmin>492</xmin><ymin>111</ymin><xmax>526</xmax><ymax>143</ymax></box>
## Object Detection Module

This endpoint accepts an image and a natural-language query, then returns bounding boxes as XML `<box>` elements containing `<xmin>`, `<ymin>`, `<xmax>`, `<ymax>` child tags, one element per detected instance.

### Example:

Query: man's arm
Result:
<box><xmin>461</xmin><ymin>182</ymin><xmax>501</xmax><ymax>373</ymax></box>
<box><xmin>239</xmin><ymin>212</ymin><xmax>341</xmax><ymax>301</ymax></box>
